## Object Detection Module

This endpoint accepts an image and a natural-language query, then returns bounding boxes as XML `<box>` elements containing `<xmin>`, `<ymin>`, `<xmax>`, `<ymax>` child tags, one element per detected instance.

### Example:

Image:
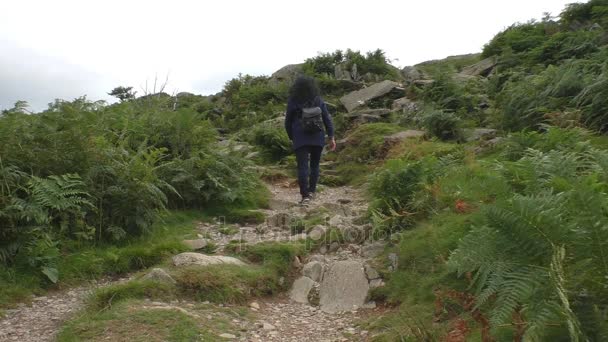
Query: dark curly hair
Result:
<box><xmin>289</xmin><ymin>76</ymin><xmax>320</xmax><ymax>104</ymax></box>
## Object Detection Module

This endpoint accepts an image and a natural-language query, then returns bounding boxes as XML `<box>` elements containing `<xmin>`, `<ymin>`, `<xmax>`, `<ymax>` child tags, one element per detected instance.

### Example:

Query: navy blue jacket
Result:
<box><xmin>284</xmin><ymin>96</ymin><xmax>334</xmax><ymax>150</ymax></box>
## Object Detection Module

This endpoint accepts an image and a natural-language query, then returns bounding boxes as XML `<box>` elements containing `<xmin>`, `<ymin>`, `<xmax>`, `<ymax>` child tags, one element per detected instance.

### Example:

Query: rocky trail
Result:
<box><xmin>0</xmin><ymin>176</ymin><xmax>389</xmax><ymax>341</ymax></box>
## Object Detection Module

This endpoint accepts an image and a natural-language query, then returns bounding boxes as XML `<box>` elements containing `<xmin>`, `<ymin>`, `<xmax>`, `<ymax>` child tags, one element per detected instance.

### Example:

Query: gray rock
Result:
<box><xmin>268</xmin><ymin>212</ymin><xmax>290</xmax><ymax>228</ymax></box>
<box><xmin>142</xmin><ymin>268</ymin><xmax>176</xmax><ymax>284</ymax></box>
<box><xmin>388</xmin><ymin>253</ymin><xmax>399</xmax><ymax>271</ymax></box>
<box><xmin>413</xmin><ymin>79</ymin><xmax>434</xmax><ymax>87</ymax></box>
<box><xmin>182</xmin><ymin>239</ymin><xmax>208</xmax><ymax>250</ymax></box>
<box><xmin>308</xmin><ymin>254</ymin><xmax>326</xmax><ymax>263</ymax></box>
<box><xmin>319</xmin><ymin>245</ymin><xmax>328</xmax><ymax>254</ymax></box>
<box><xmin>401</xmin><ymin>66</ymin><xmax>423</xmax><ymax>82</ymax></box>
<box><xmin>339</xmin><ymin>80</ymin><xmax>401</xmax><ymax>112</ymax></box>
<box><xmin>384</xmin><ymin>130</ymin><xmax>425</xmax><ymax>145</ymax></box>
<box><xmin>346</xmin><ymin>108</ymin><xmax>391</xmax><ymax>120</ymax></box>
<box><xmin>463</xmin><ymin>128</ymin><xmax>498</xmax><ymax>142</ymax></box>
<box><xmin>364</xmin><ymin>265</ymin><xmax>380</xmax><ymax>280</ymax></box>
<box><xmin>361</xmin><ymin>242</ymin><xmax>386</xmax><ymax>258</ymax></box>
<box><xmin>328</xmin><ymin>215</ymin><xmax>344</xmax><ymax>227</ymax></box>
<box><xmin>219</xmin><ymin>333</ymin><xmax>237</xmax><ymax>339</ymax></box>
<box><xmin>172</xmin><ymin>253</ymin><xmax>246</xmax><ymax>267</ymax></box>
<box><xmin>319</xmin><ymin>261</ymin><xmax>370</xmax><ymax>313</ymax></box>
<box><xmin>392</xmin><ymin>97</ymin><xmax>419</xmax><ymax>113</ymax></box>
<box><xmin>328</xmin><ymin>242</ymin><xmax>340</xmax><ymax>253</ymax></box>
<box><xmin>263</xmin><ymin>322</ymin><xmax>276</xmax><ymax>330</ymax></box>
<box><xmin>302</xmin><ymin>261</ymin><xmax>324</xmax><ymax>282</ymax></box>
<box><xmin>289</xmin><ymin>276</ymin><xmax>315</xmax><ymax>304</ymax></box>
<box><xmin>334</xmin><ymin>63</ymin><xmax>352</xmax><ymax>81</ymax></box>
<box><xmin>369</xmin><ymin>279</ymin><xmax>385</xmax><ymax>288</ymax></box>
<box><xmin>362</xmin><ymin>301</ymin><xmax>377</xmax><ymax>309</ymax></box>
<box><xmin>308</xmin><ymin>225</ymin><xmax>327</xmax><ymax>241</ymax></box>
<box><xmin>342</xmin><ymin>226</ymin><xmax>365</xmax><ymax>244</ymax></box>
<box><xmin>459</xmin><ymin>56</ymin><xmax>497</xmax><ymax>77</ymax></box>
<box><xmin>269</xmin><ymin>64</ymin><xmax>303</xmax><ymax>85</ymax></box>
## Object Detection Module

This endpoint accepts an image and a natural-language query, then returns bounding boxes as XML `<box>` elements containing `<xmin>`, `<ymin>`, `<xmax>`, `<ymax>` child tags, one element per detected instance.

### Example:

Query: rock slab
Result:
<box><xmin>172</xmin><ymin>253</ymin><xmax>246</xmax><ymax>267</ymax></box>
<box><xmin>290</xmin><ymin>276</ymin><xmax>315</xmax><ymax>304</ymax></box>
<box><xmin>319</xmin><ymin>261</ymin><xmax>370</xmax><ymax>313</ymax></box>
<box><xmin>339</xmin><ymin>80</ymin><xmax>400</xmax><ymax>112</ymax></box>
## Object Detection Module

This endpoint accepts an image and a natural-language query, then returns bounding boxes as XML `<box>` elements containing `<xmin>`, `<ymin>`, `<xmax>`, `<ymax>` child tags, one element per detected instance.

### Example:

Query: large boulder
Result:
<box><xmin>319</xmin><ymin>261</ymin><xmax>370</xmax><ymax>313</ymax></box>
<box><xmin>339</xmin><ymin>80</ymin><xmax>402</xmax><ymax>112</ymax></box>
<box><xmin>289</xmin><ymin>276</ymin><xmax>315</xmax><ymax>304</ymax></box>
<box><xmin>302</xmin><ymin>261</ymin><xmax>324</xmax><ymax>282</ymax></box>
<box><xmin>401</xmin><ymin>66</ymin><xmax>423</xmax><ymax>82</ymax></box>
<box><xmin>269</xmin><ymin>64</ymin><xmax>303</xmax><ymax>85</ymax></box>
<box><xmin>172</xmin><ymin>253</ymin><xmax>246</xmax><ymax>267</ymax></box>
<box><xmin>459</xmin><ymin>56</ymin><xmax>497</xmax><ymax>77</ymax></box>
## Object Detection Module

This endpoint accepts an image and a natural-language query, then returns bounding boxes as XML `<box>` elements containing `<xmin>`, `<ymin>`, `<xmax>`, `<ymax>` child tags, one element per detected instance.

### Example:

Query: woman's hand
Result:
<box><xmin>329</xmin><ymin>137</ymin><xmax>336</xmax><ymax>151</ymax></box>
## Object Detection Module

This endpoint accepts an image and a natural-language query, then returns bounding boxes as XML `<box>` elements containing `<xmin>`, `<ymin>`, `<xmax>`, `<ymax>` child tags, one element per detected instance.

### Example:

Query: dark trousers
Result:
<box><xmin>295</xmin><ymin>145</ymin><xmax>323</xmax><ymax>197</ymax></box>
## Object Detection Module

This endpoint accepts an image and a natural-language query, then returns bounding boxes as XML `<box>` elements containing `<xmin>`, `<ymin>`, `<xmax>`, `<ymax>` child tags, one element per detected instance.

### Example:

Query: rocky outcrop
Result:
<box><xmin>339</xmin><ymin>80</ymin><xmax>402</xmax><ymax>112</ymax></box>
<box><xmin>401</xmin><ymin>66</ymin><xmax>423</xmax><ymax>82</ymax></box>
<box><xmin>269</xmin><ymin>64</ymin><xmax>303</xmax><ymax>85</ymax></box>
<box><xmin>172</xmin><ymin>253</ymin><xmax>246</xmax><ymax>267</ymax></box>
<box><xmin>319</xmin><ymin>261</ymin><xmax>369</xmax><ymax>313</ymax></box>
<box><xmin>459</xmin><ymin>56</ymin><xmax>497</xmax><ymax>77</ymax></box>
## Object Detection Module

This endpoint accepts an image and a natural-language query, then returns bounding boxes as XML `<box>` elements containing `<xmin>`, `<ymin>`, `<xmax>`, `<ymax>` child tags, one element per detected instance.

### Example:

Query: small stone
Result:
<box><xmin>364</xmin><ymin>264</ymin><xmax>380</xmax><ymax>280</ymax></box>
<box><xmin>249</xmin><ymin>302</ymin><xmax>260</xmax><ymax>310</ymax></box>
<box><xmin>219</xmin><ymin>333</ymin><xmax>236</xmax><ymax>339</ymax></box>
<box><xmin>263</xmin><ymin>322</ymin><xmax>275</xmax><ymax>330</ymax></box>
<box><xmin>308</xmin><ymin>225</ymin><xmax>327</xmax><ymax>240</ymax></box>
<box><xmin>369</xmin><ymin>279</ymin><xmax>385</xmax><ymax>288</ymax></box>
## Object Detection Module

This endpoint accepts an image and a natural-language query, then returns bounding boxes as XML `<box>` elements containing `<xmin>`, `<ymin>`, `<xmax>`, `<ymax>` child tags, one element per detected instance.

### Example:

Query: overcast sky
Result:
<box><xmin>1</xmin><ymin>0</ymin><xmax>577</xmax><ymax>111</ymax></box>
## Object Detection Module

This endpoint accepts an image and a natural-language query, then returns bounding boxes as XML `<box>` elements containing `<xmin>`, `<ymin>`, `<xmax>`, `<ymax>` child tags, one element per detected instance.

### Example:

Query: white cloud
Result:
<box><xmin>0</xmin><ymin>0</ymin><xmax>578</xmax><ymax>110</ymax></box>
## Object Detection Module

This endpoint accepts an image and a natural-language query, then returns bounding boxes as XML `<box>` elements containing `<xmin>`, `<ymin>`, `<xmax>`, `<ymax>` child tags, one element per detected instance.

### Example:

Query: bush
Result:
<box><xmin>251</xmin><ymin>123</ymin><xmax>292</xmax><ymax>161</ymax></box>
<box><xmin>421</xmin><ymin>110</ymin><xmax>462</xmax><ymax>141</ymax></box>
<box><xmin>338</xmin><ymin>123</ymin><xmax>402</xmax><ymax>163</ymax></box>
<box><xmin>369</xmin><ymin>158</ymin><xmax>436</xmax><ymax>231</ymax></box>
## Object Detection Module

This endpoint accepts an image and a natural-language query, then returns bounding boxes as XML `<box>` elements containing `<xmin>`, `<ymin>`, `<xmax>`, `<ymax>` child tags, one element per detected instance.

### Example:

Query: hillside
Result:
<box><xmin>2</xmin><ymin>0</ymin><xmax>608</xmax><ymax>341</ymax></box>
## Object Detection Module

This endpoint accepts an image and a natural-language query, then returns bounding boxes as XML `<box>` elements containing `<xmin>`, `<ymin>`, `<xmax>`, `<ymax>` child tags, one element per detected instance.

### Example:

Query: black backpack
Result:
<box><xmin>299</xmin><ymin>99</ymin><xmax>324</xmax><ymax>134</ymax></box>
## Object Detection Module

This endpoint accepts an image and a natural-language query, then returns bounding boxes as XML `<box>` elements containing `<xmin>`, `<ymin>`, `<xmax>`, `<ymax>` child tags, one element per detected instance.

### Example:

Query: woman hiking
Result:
<box><xmin>284</xmin><ymin>76</ymin><xmax>336</xmax><ymax>205</ymax></box>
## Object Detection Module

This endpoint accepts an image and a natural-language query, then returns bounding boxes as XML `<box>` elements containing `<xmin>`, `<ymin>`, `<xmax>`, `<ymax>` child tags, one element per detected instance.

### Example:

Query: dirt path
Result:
<box><xmin>0</xmin><ymin>277</ymin><xmax>130</xmax><ymax>342</ymax></box>
<box><xmin>0</xmin><ymin>181</ymin><xmax>384</xmax><ymax>342</ymax></box>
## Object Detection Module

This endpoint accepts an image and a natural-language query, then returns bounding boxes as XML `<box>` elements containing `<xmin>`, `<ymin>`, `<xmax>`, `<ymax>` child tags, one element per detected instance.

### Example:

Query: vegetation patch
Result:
<box><xmin>58</xmin><ymin>300</ymin><xmax>244</xmax><ymax>342</ymax></box>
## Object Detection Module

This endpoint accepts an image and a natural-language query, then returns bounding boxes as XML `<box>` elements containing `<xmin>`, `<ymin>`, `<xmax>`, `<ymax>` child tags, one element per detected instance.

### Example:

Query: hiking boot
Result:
<box><xmin>300</xmin><ymin>195</ymin><xmax>312</xmax><ymax>206</ymax></box>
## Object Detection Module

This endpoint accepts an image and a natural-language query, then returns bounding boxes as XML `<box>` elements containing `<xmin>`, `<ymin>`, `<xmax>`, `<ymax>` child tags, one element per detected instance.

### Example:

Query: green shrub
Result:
<box><xmin>448</xmin><ymin>147</ymin><xmax>608</xmax><ymax>340</ymax></box>
<box><xmin>88</xmin><ymin>280</ymin><xmax>176</xmax><ymax>311</ymax></box>
<box><xmin>338</xmin><ymin>123</ymin><xmax>401</xmax><ymax>163</ymax></box>
<box><xmin>369</xmin><ymin>159</ymin><xmax>432</xmax><ymax>231</ymax></box>
<box><xmin>251</xmin><ymin>123</ymin><xmax>292</xmax><ymax>161</ymax></box>
<box><xmin>421</xmin><ymin>110</ymin><xmax>462</xmax><ymax>141</ymax></box>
